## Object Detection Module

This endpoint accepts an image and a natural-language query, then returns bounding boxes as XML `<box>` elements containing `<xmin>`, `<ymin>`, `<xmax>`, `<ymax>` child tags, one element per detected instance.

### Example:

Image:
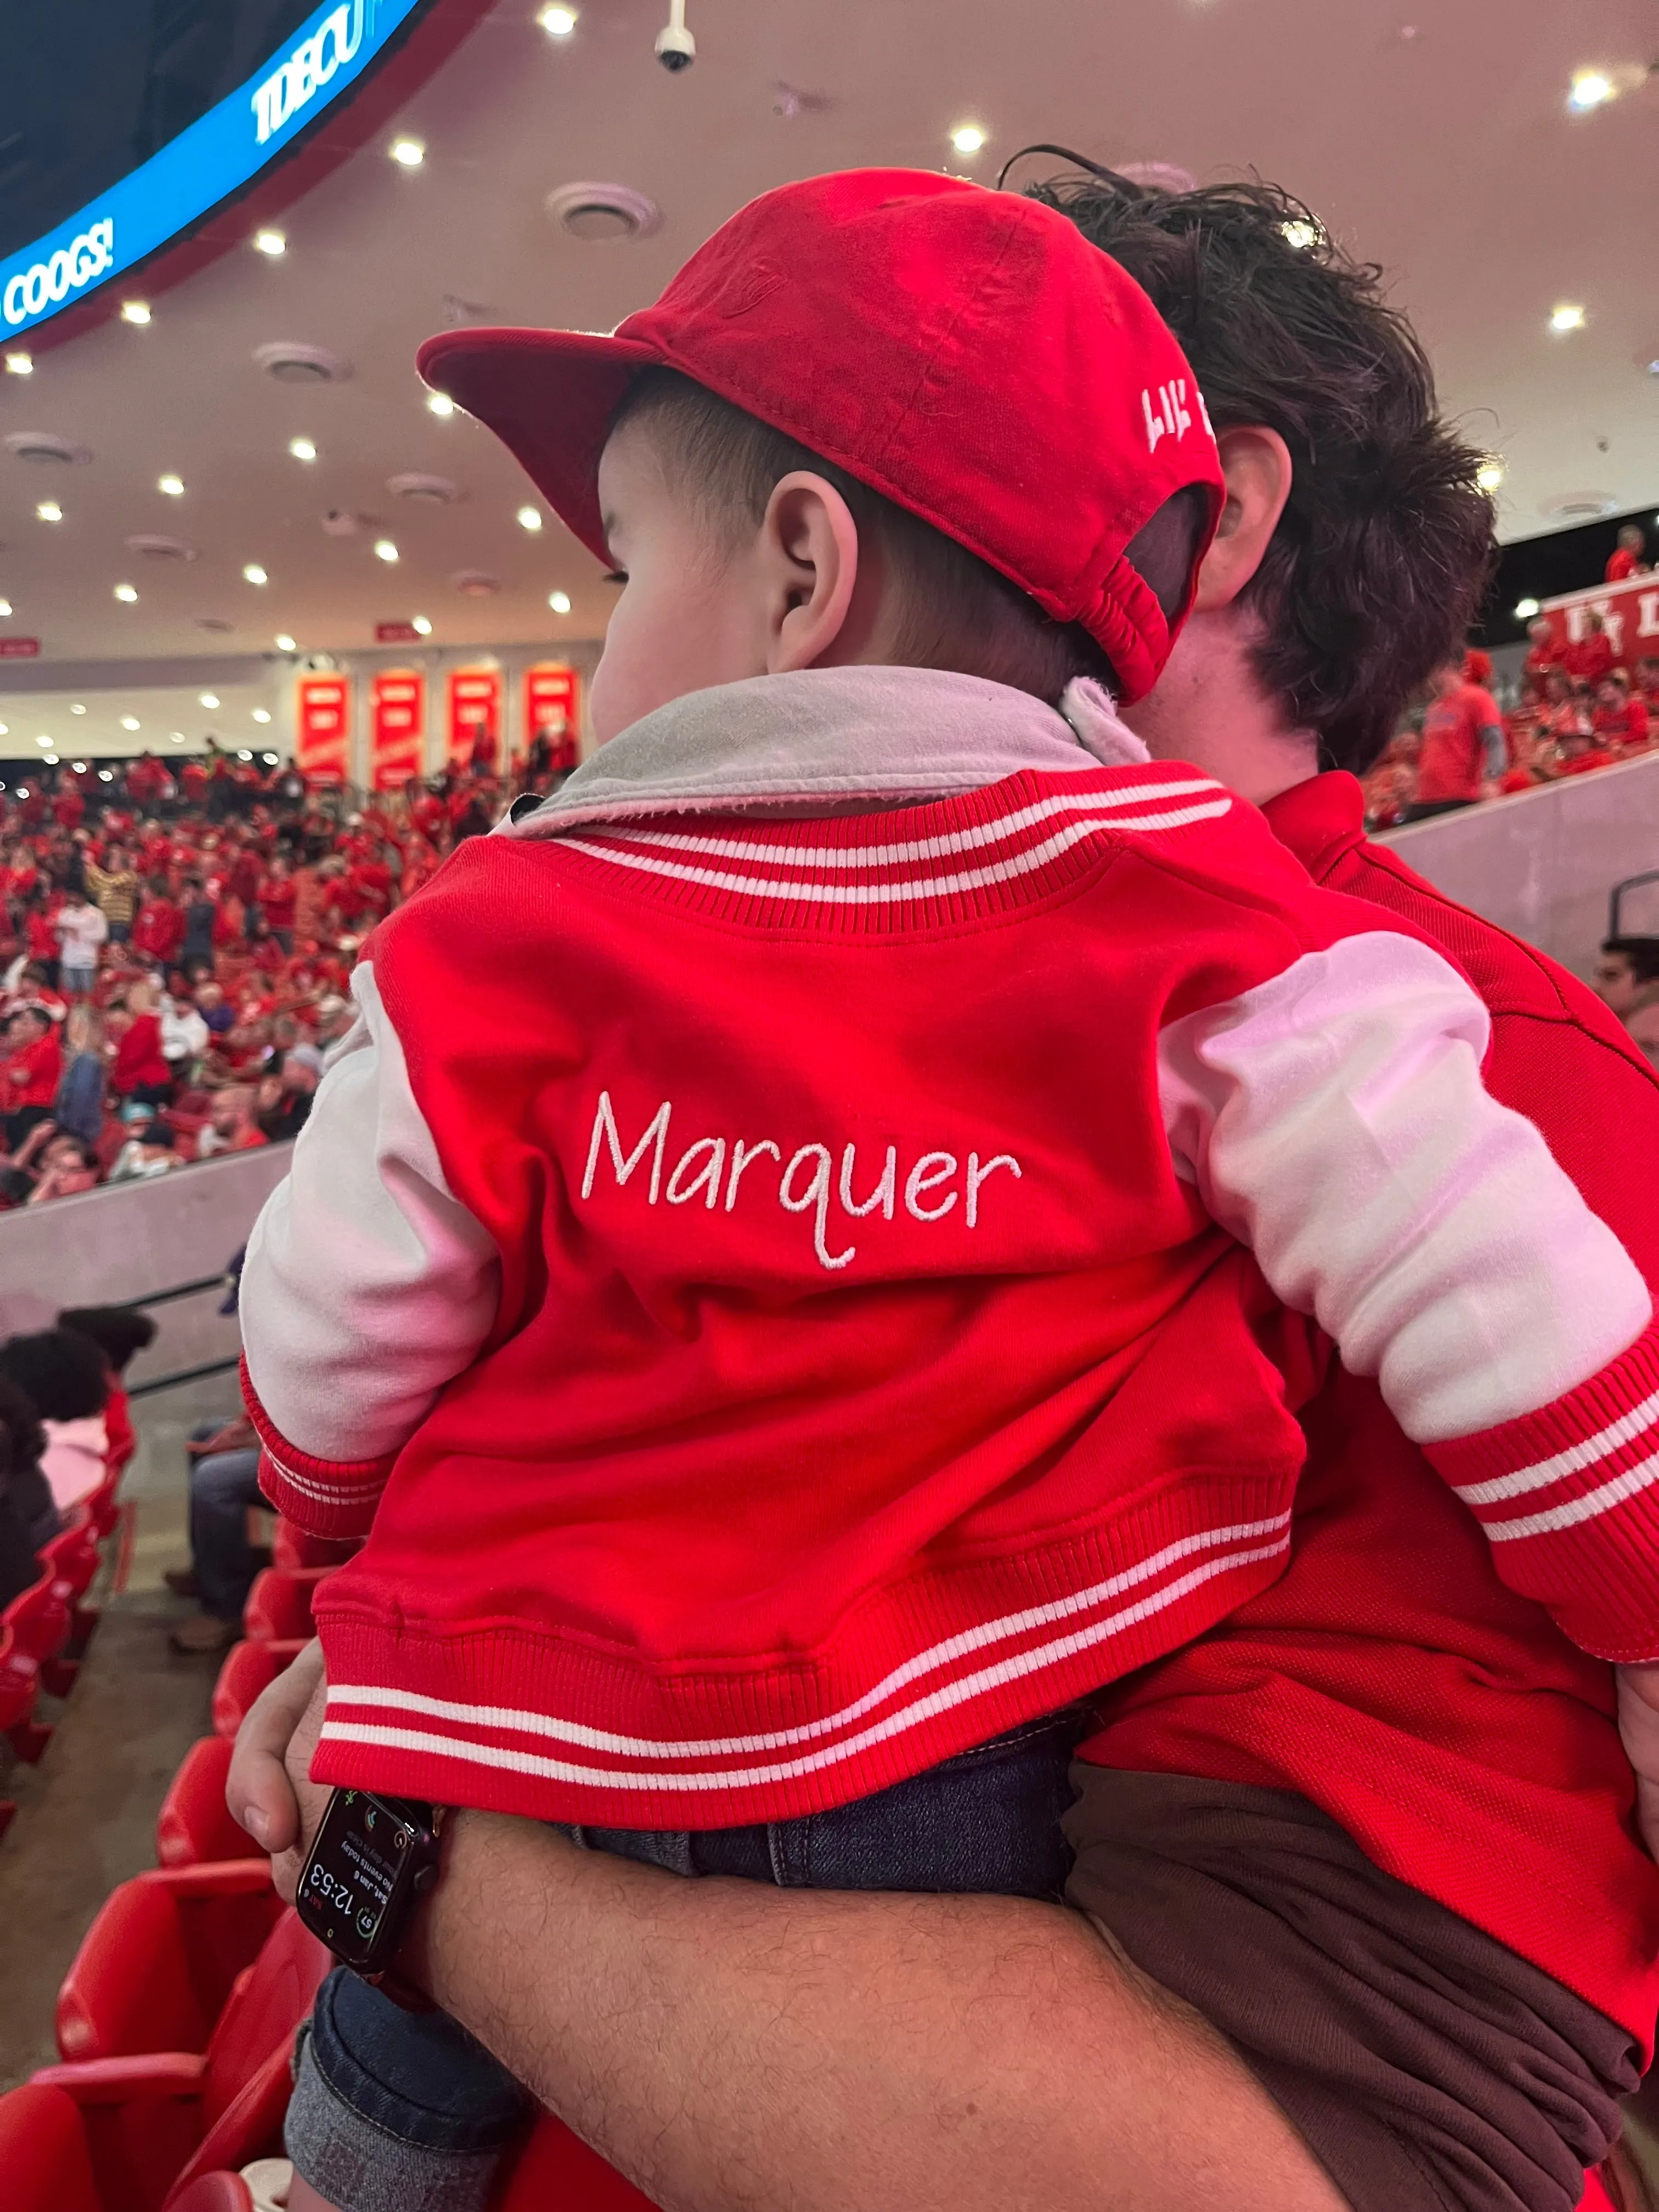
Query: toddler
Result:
<box><xmin>241</xmin><ymin>172</ymin><xmax>1659</xmax><ymax>2212</ymax></box>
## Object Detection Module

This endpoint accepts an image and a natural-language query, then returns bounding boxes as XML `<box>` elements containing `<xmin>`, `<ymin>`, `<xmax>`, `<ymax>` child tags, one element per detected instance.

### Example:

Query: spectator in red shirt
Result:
<box><xmin>132</xmin><ymin>879</ymin><xmax>185</xmax><ymax>966</ymax></box>
<box><xmin>1522</xmin><ymin>617</ymin><xmax>1561</xmax><ymax>685</ymax></box>
<box><xmin>1592</xmin><ymin>672</ymin><xmax>1651</xmax><ymax>752</ymax></box>
<box><xmin>202</xmin><ymin>1085</ymin><xmax>268</xmax><ymax>1155</ymax></box>
<box><xmin>1606</xmin><ymin>523</ymin><xmax>1649</xmax><ymax>584</ymax></box>
<box><xmin>259</xmin><ymin>859</ymin><xmax>298</xmax><ymax>951</ymax></box>
<box><xmin>2</xmin><ymin>1006</ymin><xmax>63</xmax><ymax>1150</ymax></box>
<box><xmin>1402</xmin><ymin>658</ymin><xmax>1506</xmax><ymax>819</ymax></box>
<box><xmin>1563</xmin><ymin>610</ymin><xmax>1616</xmax><ymax>686</ymax></box>
<box><xmin>108</xmin><ymin>983</ymin><xmax>173</xmax><ymax>1108</ymax></box>
<box><xmin>1638</xmin><ymin>656</ymin><xmax>1659</xmax><ymax>713</ymax></box>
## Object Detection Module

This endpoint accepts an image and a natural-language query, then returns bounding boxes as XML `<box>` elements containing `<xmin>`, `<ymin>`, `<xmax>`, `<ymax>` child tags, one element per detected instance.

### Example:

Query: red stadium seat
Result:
<box><xmin>41</xmin><ymin>1510</ymin><xmax>103</xmax><ymax>1659</ymax></box>
<box><xmin>55</xmin><ymin>1862</ymin><xmax>281</xmax><ymax>2063</ymax></box>
<box><xmin>241</xmin><ymin>1566</ymin><xmax>335</xmax><ymax>1643</ymax></box>
<box><xmin>1</xmin><ymin>1568</ymin><xmax>70</xmax><ymax>1757</ymax></box>
<box><xmin>211</xmin><ymin>1638</ymin><xmax>307</xmax><ymax>1740</ymax></box>
<box><xmin>489</xmin><ymin>2112</ymin><xmax>658</xmax><ymax>2209</ymax></box>
<box><xmin>166</xmin><ymin>2177</ymin><xmax>256</xmax><ymax>2212</ymax></box>
<box><xmin>0</xmin><ymin>1620</ymin><xmax>50</xmax><ymax>1785</ymax></box>
<box><xmin>31</xmin><ymin>1909</ymin><xmax>326</xmax><ymax>2212</ymax></box>
<box><xmin>157</xmin><ymin>1736</ymin><xmax>262</xmax><ymax>1867</ymax></box>
<box><xmin>0</xmin><ymin>2081</ymin><xmax>104</xmax><ymax>2212</ymax></box>
<box><xmin>270</xmin><ymin>1519</ymin><xmax>359</xmax><ymax>1572</ymax></box>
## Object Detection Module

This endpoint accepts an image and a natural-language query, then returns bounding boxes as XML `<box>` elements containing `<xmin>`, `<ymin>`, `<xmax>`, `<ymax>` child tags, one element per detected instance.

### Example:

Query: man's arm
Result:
<box><xmin>234</xmin><ymin>1654</ymin><xmax>1345</xmax><ymax>2212</ymax></box>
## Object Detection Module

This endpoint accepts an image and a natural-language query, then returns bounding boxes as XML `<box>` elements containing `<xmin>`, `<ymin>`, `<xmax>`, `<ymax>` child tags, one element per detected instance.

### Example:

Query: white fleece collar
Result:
<box><xmin>503</xmin><ymin>665</ymin><xmax>1149</xmax><ymax>837</ymax></box>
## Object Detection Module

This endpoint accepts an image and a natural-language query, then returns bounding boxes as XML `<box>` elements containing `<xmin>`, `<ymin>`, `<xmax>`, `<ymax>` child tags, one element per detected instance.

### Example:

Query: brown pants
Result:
<box><xmin>1065</xmin><ymin>1770</ymin><xmax>1644</xmax><ymax>2212</ymax></box>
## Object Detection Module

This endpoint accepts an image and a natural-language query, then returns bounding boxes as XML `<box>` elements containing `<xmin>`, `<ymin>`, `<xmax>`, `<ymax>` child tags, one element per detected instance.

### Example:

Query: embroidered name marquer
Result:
<box><xmin>580</xmin><ymin>1090</ymin><xmax>1022</xmax><ymax>1272</ymax></box>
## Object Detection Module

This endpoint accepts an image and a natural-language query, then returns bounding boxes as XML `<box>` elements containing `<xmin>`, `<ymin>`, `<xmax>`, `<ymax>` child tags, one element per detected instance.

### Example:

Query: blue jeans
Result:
<box><xmin>188</xmin><ymin>1425</ymin><xmax>265</xmax><ymax>1620</ymax></box>
<box><xmin>285</xmin><ymin>1709</ymin><xmax>1085</xmax><ymax>2211</ymax></box>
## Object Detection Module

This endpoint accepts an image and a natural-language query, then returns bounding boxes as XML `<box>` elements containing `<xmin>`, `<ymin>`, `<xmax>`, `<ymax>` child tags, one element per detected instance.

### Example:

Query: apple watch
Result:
<box><xmin>296</xmin><ymin>1787</ymin><xmax>445</xmax><ymax>1993</ymax></box>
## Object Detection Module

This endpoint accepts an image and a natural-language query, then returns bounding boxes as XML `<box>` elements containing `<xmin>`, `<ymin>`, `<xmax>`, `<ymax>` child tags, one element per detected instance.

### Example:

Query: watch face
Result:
<box><xmin>298</xmin><ymin>1790</ymin><xmax>431</xmax><ymax>1970</ymax></box>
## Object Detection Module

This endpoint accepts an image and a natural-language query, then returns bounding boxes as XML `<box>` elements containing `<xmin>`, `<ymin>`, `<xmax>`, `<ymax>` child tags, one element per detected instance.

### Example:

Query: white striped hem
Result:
<box><xmin>1482</xmin><ymin>1448</ymin><xmax>1659</xmax><ymax>1541</ymax></box>
<box><xmin>592</xmin><ymin>781</ymin><xmax>1226</xmax><ymax>872</ymax></box>
<box><xmin>1453</xmin><ymin>1384</ymin><xmax>1659</xmax><ymax>1506</ymax></box>
<box><xmin>261</xmin><ymin>1449</ymin><xmax>388</xmax><ymax>1506</ymax></box>
<box><xmin>565</xmin><ymin>801</ymin><xmax>1233</xmax><ymax>907</ymax></box>
<box><xmin>320</xmin><ymin>1523</ymin><xmax>1291</xmax><ymax>1792</ymax></box>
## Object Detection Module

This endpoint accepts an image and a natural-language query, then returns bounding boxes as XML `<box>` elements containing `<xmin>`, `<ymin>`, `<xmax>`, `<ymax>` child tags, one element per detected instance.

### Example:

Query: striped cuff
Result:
<box><xmin>1425</xmin><ymin>1323</ymin><xmax>1659</xmax><ymax>1662</ymax></box>
<box><xmin>242</xmin><ymin>1357</ymin><xmax>395</xmax><ymax>1542</ymax></box>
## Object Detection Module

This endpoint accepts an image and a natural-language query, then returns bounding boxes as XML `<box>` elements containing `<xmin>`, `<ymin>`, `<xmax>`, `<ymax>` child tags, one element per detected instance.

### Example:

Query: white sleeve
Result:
<box><xmin>241</xmin><ymin>960</ymin><xmax>501</xmax><ymax>1465</ymax></box>
<box><xmin>1157</xmin><ymin>929</ymin><xmax>1652</xmax><ymax>1443</ymax></box>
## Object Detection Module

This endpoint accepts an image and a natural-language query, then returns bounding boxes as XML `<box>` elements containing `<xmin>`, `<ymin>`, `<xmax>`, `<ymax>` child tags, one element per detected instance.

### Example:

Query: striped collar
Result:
<box><xmin>504</xmin><ymin>665</ymin><xmax>1150</xmax><ymax>840</ymax></box>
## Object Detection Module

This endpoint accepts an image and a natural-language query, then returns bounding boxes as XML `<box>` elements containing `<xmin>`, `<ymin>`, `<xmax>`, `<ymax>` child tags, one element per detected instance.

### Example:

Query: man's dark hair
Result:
<box><xmin>58</xmin><ymin>1306</ymin><xmax>157</xmax><ymax>1375</ymax></box>
<box><xmin>611</xmin><ymin>367</ymin><xmax>1208</xmax><ymax>709</ymax></box>
<box><xmin>0</xmin><ymin>1375</ymin><xmax>46</xmax><ymax>1488</ymax></box>
<box><xmin>1601</xmin><ymin>938</ymin><xmax>1659</xmax><ymax>988</ymax></box>
<box><xmin>1019</xmin><ymin>165</ymin><xmax>1495</xmax><ymax>774</ymax></box>
<box><xmin>0</xmin><ymin>1329</ymin><xmax>110</xmax><ymax>1421</ymax></box>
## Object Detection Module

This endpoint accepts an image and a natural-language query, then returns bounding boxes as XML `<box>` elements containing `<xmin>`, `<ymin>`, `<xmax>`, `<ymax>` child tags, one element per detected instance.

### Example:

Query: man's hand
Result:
<box><xmin>1616</xmin><ymin>1663</ymin><xmax>1659</xmax><ymax>1858</ymax></box>
<box><xmin>224</xmin><ymin>1635</ymin><xmax>329</xmax><ymax>1899</ymax></box>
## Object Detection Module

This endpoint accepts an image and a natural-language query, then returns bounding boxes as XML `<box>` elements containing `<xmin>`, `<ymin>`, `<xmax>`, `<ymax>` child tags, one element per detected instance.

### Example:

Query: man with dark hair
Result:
<box><xmin>1594</xmin><ymin>937</ymin><xmax>1659</xmax><ymax>1020</ymax></box>
<box><xmin>232</xmin><ymin>172</ymin><xmax>1659</xmax><ymax>2212</ymax></box>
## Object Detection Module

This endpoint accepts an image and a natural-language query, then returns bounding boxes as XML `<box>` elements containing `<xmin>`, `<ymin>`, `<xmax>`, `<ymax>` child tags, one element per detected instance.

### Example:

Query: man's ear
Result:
<box><xmin>1190</xmin><ymin>425</ymin><xmax>1293</xmax><ymax>614</ymax></box>
<box><xmin>757</xmin><ymin>471</ymin><xmax>862</xmax><ymax>674</ymax></box>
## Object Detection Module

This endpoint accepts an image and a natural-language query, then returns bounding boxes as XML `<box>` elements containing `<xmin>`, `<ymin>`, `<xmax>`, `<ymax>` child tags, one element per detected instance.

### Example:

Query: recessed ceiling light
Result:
<box><xmin>289</xmin><ymin>437</ymin><xmax>317</xmax><ymax>462</ymax></box>
<box><xmin>0</xmin><ymin>723</ymin><xmax>8</xmax><ymax>735</ymax></box>
<box><xmin>1568</xmin><ymin>70</ymin><xmax>1615</xmax><ymax>111</ymax></box>
<box><xmin>114</xmin><ymin>583</ymin><xmax>138</xmax><ymax>602</ymax></box>
<box><xmin>98</xmin><ymin>769</ymin><xmax>113</xmax><ymax>782</ymax></box>
<box><xmin>391</xmin><ymin>137</ymin><xmax>425</xmax><ymax>167</ymax></box>
<box><xmin>121</xmin><ymin>301</ymin><xmax>151</xmax><ymax>325</ymax></box>
<box><xmin>252</xmin><ymin>708</ymin><xmax>272</xmax><ymax>723</ymax></box>
<box><xmin>1515</xmin><ymin>597</ymin><xmax>1541</xmax><ymax>619</ymax></box>
<box><xmin>427</xmin><ymin>392</ymin><xmax>455</xmax><ymax>416</ymax></box>
<box><xmin>5</xmin><ymin>353</ymin><xmax>32</xmax><ymax>375</ymax></box>
<box><xmin>0</xmin><ymin>600</ymin><xmax>12</xmax><ymax>617</ymax></box>
<box><xmin>950</xmin><ymin>123</ymin><xmax>988</xmax><ymax>155</ymax></box>
<box><xmin>374</xmin><ymin>538</ymin><xmax>399</xmax><ymax>562</ymax></box>
<box><xmin>158</xmin><ymin>473</ymin><xmax>185</xmax><ymax>496</ymax></box>
<box><xmin>1281</xmin><ymin>219</ymin><xmax>1322</xmax><ymax>252</ymax></box>
<box><xmin>120</xmin><ymin>715</ymin><xmax>140</xmax><ymax>731</ymax></box>
<box><xmin>253</xmin><ymin>229</ymin><xmax>287</xmax><ymax>256</ymax></box>
<box><xmin>35</xmin><ymin>734</ymin><xmax>50</xmax><ymax>747</ymax></box>
<box><xmin>169</xmin><ymin>732</ymin><xmax>184</xmax><ymax>743</ymax></box>
<box><xmin>539</xmin><ymin>4</ymin><xmax>578</xmax><ymax>33</ymax></box>
<box><xmin>517</xmin><ymin>506</ymin><xmax>543</xmax><ymax>532</ymax></box>
<box><xmin>1476</xmin><ymin>460</ymin><xmax>1505</xmax><ymax>492</ymax></box>
<box><xmin>275</xmin><ymin>633</ymin><xmax>297</xmax><ymax>651</ymax></box>
<box><xmin>549</xmin><ymin>590</ymin><xmax>572</xmax><ymax>614</ymax></box>
<box><xmin>44</xmin><ymin>753</ymin><xmax>59</xmax><ymax>765</ymax></box>
<box><xmin>69</xmin><ymin>702</ymin><xmax>85</xmax><ymax>714</ymax></box>
<box><xmin>237</xmin><ymin>750</ymin><xmax>253</xmax><ymax>763</ymax></box>
<box><xmin>200</xmin><ymin>692</ymin><xmax>220</xmax><ymax>709</ymax></box>
<box><xmin>412</xmin><ymin>614</ymin><xmax>432</xmax><ymax>636</ymax></box>
<box><xmin>1550</xmin><ymin>302</ymin><xmax>1587</xmax><ymax>333</ymax></box>
<box><xmin>36</xmin><ymin>500</ymin><xmax>62</xmax><ymax>522</ymax></box>
<box><xmin>71</xmin><ymin>761</ymin><xmax>86</xmax><ymax>774</ymax></box>
<box><xmin>243</xmin><ymin>563</ymin><xmax>269</xmax><ymax>585</ymax></box>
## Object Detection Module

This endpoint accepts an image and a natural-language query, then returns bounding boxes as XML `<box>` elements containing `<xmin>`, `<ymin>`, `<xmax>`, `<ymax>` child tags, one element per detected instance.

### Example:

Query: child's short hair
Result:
<box><xmin>613</xmin><ymin>367</ymin><xmax>1209</xmax><ymax>708</ymax></box>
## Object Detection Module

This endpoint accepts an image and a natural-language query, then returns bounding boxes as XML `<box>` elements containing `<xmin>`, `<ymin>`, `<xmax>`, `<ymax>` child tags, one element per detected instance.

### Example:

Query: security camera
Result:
<box><xmin>655</xmin><ymin>0</ymin><xmax>694</xmax><ymax>70</ymax></box>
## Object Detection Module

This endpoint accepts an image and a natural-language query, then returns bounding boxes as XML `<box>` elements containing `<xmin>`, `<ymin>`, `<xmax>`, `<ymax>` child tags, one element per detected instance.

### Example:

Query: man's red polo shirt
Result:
<box><xmin>6</xmin><ymin>1031</ymin><xmax>62</xmax><ymax>1109</ymax></box>
<box><xmin>1082</xmin><ymin>769</ymin><xmax>1659</xmax><ymax>2045</ymax></box>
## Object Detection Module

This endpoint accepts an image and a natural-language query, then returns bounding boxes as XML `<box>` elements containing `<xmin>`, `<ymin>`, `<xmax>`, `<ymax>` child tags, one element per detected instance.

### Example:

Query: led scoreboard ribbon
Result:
<box><xmin>0</xmin><ymin>0</ymin><xmax>426</xmax><ymax>340</ymax></box>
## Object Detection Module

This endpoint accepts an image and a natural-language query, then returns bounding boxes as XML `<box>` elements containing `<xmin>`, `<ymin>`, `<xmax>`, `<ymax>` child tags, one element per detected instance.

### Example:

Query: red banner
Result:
<box><xmin>370</xmin><ymin>668</ymin><xmax>426</xmax><ymax>791</ymax></box>
<box><xmin>1539</xmin><ymin>573</ymin><xmax>1659</xmax><ymax>675</ymax></box>
<box><xmin>448</xmin><ymin>665</ymin><xmax>503</xmax><ymax>771</ymax></box>
<box><xmin>296</xmin><ymin>674</ymin><xmax>350</xmax><ymax>784</ymax></box>
<box><xmin>522</xmin><ymin>663</ymin><xmax>580</xmax><ymax>774</ymax></box>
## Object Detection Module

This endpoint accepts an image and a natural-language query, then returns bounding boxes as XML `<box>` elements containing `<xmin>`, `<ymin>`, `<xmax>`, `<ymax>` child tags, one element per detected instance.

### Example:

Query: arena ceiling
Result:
<box><xmin>1</xmin><ymin>0</ymin><xmax>1655</xmax><ymax>677</ymax></box>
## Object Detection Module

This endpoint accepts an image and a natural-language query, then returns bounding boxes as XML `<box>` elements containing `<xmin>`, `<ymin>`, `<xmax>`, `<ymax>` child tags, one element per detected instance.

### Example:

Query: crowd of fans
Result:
<box><xmin>1363</xmin><ymin>636</ymin><xmax>1659</xmax><ymax>830</ymax></box>
<box><xmin>0</xmin><ymin>739</ymin><xmax>557</xmax><ymax>1208</ymax></box>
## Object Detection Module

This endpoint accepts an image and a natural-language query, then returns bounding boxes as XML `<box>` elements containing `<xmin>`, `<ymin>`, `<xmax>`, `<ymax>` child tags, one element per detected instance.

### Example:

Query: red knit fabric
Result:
<box><xmin>1085</xmin><ymin>771</ymin><xmax>1659</xmax><ymax>2046</ymax></box>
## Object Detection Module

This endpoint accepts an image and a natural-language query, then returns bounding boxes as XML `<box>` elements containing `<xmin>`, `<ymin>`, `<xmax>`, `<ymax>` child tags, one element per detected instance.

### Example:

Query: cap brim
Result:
<box><xmin>416</xmin><ymin>326</ymin><xmax>662</xmax><ymax>566</ymax></box>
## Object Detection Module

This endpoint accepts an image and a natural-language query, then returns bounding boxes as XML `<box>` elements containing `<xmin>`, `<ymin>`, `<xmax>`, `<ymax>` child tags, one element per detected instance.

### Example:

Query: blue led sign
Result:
<box><xmin>0</xmin><ymin>0</ymin><xmax>424</xmax><ymax>341</ymax></box>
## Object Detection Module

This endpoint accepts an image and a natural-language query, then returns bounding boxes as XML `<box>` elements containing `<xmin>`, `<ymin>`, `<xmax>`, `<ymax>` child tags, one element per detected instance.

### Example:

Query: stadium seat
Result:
<box><xmin>55</xmin><ymin>1861</ymin><xmax>281</xmax><ymax>2063</ymax></box>
<box><xmin>241</xmin><ymin>1565</ymin><xmax>335</xmax><ymax>1643</ymax></box>
<box><xmin>490</xmin><ymin>2112</ymin><xmax>659</xmax><ymax>2209</ymax></box>
<box><xmin>31</xmin><ymin>1909</ymin><xmax>326</xmax><ymax>2212</ymax></box>
<box><xmin>211</xmin><ymin>1638</ymin><xmax>307</xmax><ymax>1740</ymax></box>
<box><xmin>270</xmin><ymin>1519</ymin><xmax>359</xmax><ymax>1572</ymax></box>
<box><xmin>0</xmin><ymin>1618</ymin><xmax>50</xmax><ymax>1781</ymax></box>
<box><xmin>157</xmin><ymin>1736</ymin><xmax>261</xmax><ymax>1867</ymax></box>
<box><xmin>41</xmin><ymin>1509</ymin><xmax>104</xmax><ymax>1656</ymax></box>
<box><xmin>0</xmin><ymin>2081</ymin><xmax>104</xmax><ymax>2212</ymax></box>
<box><xmin>1</xmin><ymin>1568</ymin><xmax>70</xmax><ymax>1758</ymax></box>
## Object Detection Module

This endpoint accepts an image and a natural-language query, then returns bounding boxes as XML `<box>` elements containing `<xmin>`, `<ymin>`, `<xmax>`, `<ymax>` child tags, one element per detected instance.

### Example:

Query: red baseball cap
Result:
<box><xmin>418</xmin><ymin>168</ymin><xmax>1224</xmax><ymax>702</ymax></box>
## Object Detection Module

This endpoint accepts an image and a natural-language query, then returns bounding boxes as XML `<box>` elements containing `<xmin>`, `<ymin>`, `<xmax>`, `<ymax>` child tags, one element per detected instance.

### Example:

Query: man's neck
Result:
<box><xmin>1120</xmin><ymin>607</ymin><xmax>1321</xmax><ymax>807</ymax></box>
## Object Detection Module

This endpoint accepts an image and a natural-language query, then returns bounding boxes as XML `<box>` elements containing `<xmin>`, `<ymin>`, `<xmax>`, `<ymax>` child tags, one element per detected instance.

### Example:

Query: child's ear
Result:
<box><xmin>759</xmin><ymin>471</ymin><xmax>862</xmax><ymax>673</ymax></box>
